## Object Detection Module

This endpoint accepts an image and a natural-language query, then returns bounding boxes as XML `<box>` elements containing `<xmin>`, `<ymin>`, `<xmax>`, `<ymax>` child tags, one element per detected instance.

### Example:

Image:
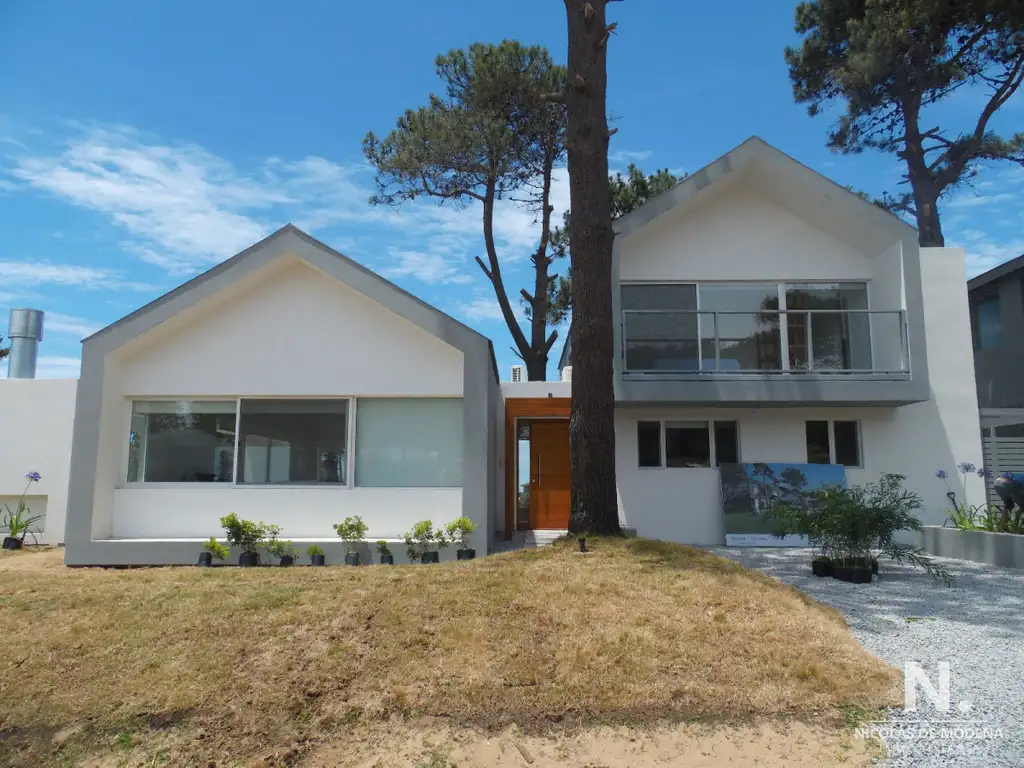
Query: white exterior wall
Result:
<box><xmin>614</xmin><ymin>247</ymin><xmax>984</xmax><ymax>545</ymax></box>
<box><xmin>99</xmin><ymin>260</ymin><xmax>466</xmax><ymax>541</ymax></box>
<box><xmin>617</xmin><ymin>183</ymin><xmax>874</xmax><ymax>283</ymax></box>
<box><xmin>0</xmin><ymin>378</ymin><xmax>77</xmax><ymax>544</ymax></box>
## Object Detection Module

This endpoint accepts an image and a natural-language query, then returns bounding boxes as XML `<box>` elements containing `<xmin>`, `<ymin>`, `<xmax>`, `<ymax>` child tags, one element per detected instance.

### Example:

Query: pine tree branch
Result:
<box><xmin>520</xmin><ymin>288</ymin><xmax>535</xmax><ymax>303</ymax></box>
<box><xmin>474</xmin><ymin>256</ymin><xmax>493</xmax><ymax>282</ymax></box>
<box><xmin>543</xmin><ymin>329</ymin><xmax>559</xmax><ymax>354</ymax></box>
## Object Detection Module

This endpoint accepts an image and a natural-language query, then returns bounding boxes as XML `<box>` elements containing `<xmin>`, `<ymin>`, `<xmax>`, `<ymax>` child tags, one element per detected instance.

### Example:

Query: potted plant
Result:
<box><xmin>376</xmin><ymin>540</ymin><xmax>394</xmax><ymax>565</ymax></box>
<box><xmin>266</xmin><ymin>538</ymin><xmax>297</xmax><ymax>566</ymax></box>
<box><xmin>811</xmin><ymin>554</ymin><xmax>832</xmax><ymax>578</ymax></box>
<box><xmin>333</xmin><ymin>516</ymin><xmax>368</xmax><ymax>566</ymax></box>
<box><xmin>307</xmin><ymin>544</ymin><xmax>326</xmax><ymax>566</ymax></box>
<box><xmin>219</xmin><ymin>513</ymin><xmax>270</xmax><ymax>567</ymax></box>
<box><xmin>2</xmin><ymin>471</ymin><xmax>44</xmax><ymax>550</ymax></box>
<box><xmin>200</xmin><ymin>537</ymin><xmax>229</xmax><ymax>567</ymax></box>
<box><xmin>404</xmin><ymin>520</ymin><xmax>447</xmax><ymax>564</ymax></box>
<box><xmin>445</xmin><ymin>517</ymin><xmax>477</xmax><ymax>560</ymax></box>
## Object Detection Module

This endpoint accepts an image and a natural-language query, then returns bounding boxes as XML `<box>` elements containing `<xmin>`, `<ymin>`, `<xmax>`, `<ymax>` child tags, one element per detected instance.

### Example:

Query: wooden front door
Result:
<box><xmin>530</xmin><ymin>420</ymin><xmax>571</xmax><ymax>529</ymax></box>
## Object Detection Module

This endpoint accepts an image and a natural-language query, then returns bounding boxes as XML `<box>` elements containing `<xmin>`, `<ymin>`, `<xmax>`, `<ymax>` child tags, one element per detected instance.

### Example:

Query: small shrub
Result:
<box><xmin>306</xmin><ymin>544</ymin><xmax>325</xmax><ymax>558</ymax></box>
<box><xmin>203</xmin><ymin>537</ymin><xmax>229</xmax><ymax>561</ymax></box>
<box><xmin>376</xmin><ymin>540</ymin><xmax>392</xmax><ymax>557</ymax></box>
<box><xmin>333</xmin><ymin>516</ymin><xmax>368</xmax><ymax>555</ymax></box>
<box><xmin>445</xmin><ymin>517</ymin><xmax>476</xmax><ymax>550</ymax></box>
<box><xmin>219</xmin><ymin>513</ymin><xmax>271</xmax><ymax>556</ymax></box>
<box><xmin>2</xmin><ymin>471</ymin><xmax>44</xmax><ymax>545</ymax></box>
<box><xmin>403</xmin><ymin>520</ymin><xmax>447</xmax><ymax>562</ymax></box>
<box><xmin>265</xmin><ymin>538</ymin><xmax>297</xmax><ymax>562</ymax></box>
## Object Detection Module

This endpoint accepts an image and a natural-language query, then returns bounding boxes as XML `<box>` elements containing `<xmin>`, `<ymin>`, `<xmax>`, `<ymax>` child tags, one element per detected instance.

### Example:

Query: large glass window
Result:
<box><xmin>622</xmin><ymin>284</ymin><xmax>698</xmax><ymax>371</ymax></box>
<box><xmin>806</xmin><ymin>419</ymin><xmax>861</xmax><ymax>466</ymax></box>
<box><xmin>238</xmin><ymin>399</ymin><xmax>347</xmax><ymax>485</ymax></box>
<box><xmin>636</xmin><ymin>420</ymin><xmax>739</xmax><ymax>468</ymax></box>
<box><xmin>698</xmin><ymin>284</ymin><xmax>781</xmax><ymax>371</ymax></box>
<box><xmin>785</xmin><ymin>283</ymin><xmax>870</xmax><ymax>371</ymax></box>
<box><xmin>355</xmin><ymin>398</ymin><xmax>463</xmax><ymax>487</ymax></box>
<box><xmin>127</xmin><ymin>401</ymin><xmax>237</xmax><ymax>483</ymax></box>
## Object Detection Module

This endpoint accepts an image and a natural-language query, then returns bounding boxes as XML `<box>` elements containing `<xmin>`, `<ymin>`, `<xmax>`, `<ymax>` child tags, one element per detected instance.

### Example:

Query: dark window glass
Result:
<box><xmin>833</xmin><ymin>421</ymin><xmax>861</xmax><ymax>466</ymax></box>
<box><xmin>238</xmin><ymin>399</ymin><xmax>347</xmax><ymax>484</ymax></box>
<box><xmin>713</xmin><ymin>421</ymin><xmax>739</xmax><ymax>465</ymax></box>
<box><xmin>127</xmin><ymin>401</ymin><xmax>236</xmax><ymax>482</ymax></box>
<box><xmin>972</xmin><ymin>295</ymin><xmax>1002</xmax><ymax>350</ymax></box>
<box><xmin>665</xmin><ymin>421</ymin><xmax>711</xmax><ymax>467</ymax></box>
<box><xmin>637</xmin><ymin>421</ymin><xmax>662</xmax><ymax>468</ymax></box>
<box><xmin>806</xmin><ymin>421</ymin><xmax>831</xmax><ymax>464</ymax></box>
<box><xmin>698</xmin><ymin>284</ymin><xmax>782</xmax><ymax>371</ymax></box>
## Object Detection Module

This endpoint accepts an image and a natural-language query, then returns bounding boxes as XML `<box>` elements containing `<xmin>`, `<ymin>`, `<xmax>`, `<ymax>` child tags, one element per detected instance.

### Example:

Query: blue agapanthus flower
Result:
<box><xmin>1003</xmin><ymin>472</ymin><xmax>1017</xmax><ymax>481</ymax></box>
<box><xmin>24</xmin><ymin>471</ymin><xmax>41</xmax><ymax>482</ymax></box>
<box><xmin>957</xmin><ymin>462</ymin><xmax>976</xmax><ymax>474</ymax></box>
<box><xmin>977</xmin><ymin>467</ymin><xmax>992</xmax><ymax>478</ymax></box>
<box><xmin>935</xmin><ymin>469</ymin><xmax>948</xmax><ymax>479</ymax></box>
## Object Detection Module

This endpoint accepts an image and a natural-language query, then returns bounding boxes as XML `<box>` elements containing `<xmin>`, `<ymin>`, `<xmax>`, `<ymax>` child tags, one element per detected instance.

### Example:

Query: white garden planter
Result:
<box><xmin>921</xmin><ymin>526</ymin><xmax>1024</xmax><ymax>570</ymax></box>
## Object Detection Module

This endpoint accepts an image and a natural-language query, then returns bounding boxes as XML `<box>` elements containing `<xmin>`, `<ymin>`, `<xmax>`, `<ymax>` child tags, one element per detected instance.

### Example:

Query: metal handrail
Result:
<box><xmin>621</xmin><ymin>308</ymin><xmax>909</xmax><ymax>375</ymax></box>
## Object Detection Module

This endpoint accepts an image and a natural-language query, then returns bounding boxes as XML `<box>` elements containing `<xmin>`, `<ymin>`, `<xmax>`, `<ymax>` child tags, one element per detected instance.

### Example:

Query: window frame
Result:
<box><xmin>620</xmin><ymin>280</ymin><xmax>871</xmax><ymax>373</ymax></box>
<box><xmin>804</xmin><ymin>419</ymin><xmax>863</xmax><ymax>468</ymax></box>
<box><xmin>636</xmin><ymin>418</ymin><xmax>740</xmax><ymax>469</ymax></box>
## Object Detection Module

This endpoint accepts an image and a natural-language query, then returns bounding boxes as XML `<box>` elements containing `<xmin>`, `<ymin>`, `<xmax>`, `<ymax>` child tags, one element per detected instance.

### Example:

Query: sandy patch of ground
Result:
<box><xmin>309</xmin><ymin>720</ymin><xmax>878</xmax><ymax>767</ymax></box>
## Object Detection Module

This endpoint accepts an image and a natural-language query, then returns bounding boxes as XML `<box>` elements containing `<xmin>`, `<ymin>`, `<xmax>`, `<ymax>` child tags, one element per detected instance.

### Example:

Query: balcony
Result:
<box><xmin>622</xmin><ymin>309</ymin><xmax>909</xmax><ymax>378</ymax></box>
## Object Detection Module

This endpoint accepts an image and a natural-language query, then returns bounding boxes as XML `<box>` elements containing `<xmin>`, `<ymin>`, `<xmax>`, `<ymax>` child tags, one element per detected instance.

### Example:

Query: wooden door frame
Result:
<box><xmin>504</xmin><ymin>397</ymin><xmax>571</xmax><ymax>539</ymax></box>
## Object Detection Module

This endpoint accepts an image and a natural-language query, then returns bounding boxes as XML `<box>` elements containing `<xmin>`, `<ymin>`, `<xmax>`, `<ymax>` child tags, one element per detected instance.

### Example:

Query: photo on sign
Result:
<box><xmin>720</xmin><ymin>462</ymin><xmax>847</xmax><ymax>546</ymax></box>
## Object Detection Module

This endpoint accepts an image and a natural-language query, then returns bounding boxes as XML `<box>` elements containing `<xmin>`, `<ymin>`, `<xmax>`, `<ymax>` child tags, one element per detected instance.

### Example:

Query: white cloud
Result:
<box><xmin>457</xmin><ymin>296</ymin><xmax>523</xmax><ymax>323</ymax></box>
<box><xmin>5</xmin><ymin>124</ymin><xmax>571</xmax><ymax>285</ymax></box>
<box><xmin>381</xmin><ymin>250</ymin><xmax>474</xmax><ymax>285</ymax></box>
<box><xmin>0</xmin><ymin>260</ymin><xmax>150</xmax><ymax>290</ymax></box>
<box><xmin>954</xmin><ymin>237</ymin><xmax>1024</xmax><ymax>277</ymax></box>
<box><xmin>34</xmin><ymin>356</ymin><xmax>82</xmax><ymax>379</ymax></box>
<box><xmin>609</xmin><ymin>149</ymin><xmax>653</xmax><ymax>165</ymax></box>
<box><xmin>947</xmin><ymin>192</ymin><xmax>1015</xmax><ymax>208</ymax></box>
<box><xmin>43</xmin><ymin>312</ymin><xmax>100</xmax><ymax>338</ymax></box>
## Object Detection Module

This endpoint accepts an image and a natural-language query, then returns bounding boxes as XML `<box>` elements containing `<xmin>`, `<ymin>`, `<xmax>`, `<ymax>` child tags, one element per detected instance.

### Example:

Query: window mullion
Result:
<box><xmin>232</xmin><ymin>398</ymin><xmax>242</xmax><ymax>485</ymax></box>
<box><xmin>347</xmin><ymin>397</ymin><xmax>357</xmax><ymax>488</ymax></box>
<box><xmin>828</xmin><ymin>420</ymin><xmax>837</xmax><ymax>465</ymax></box>
<box><xmin>778</xmin><ymin>283</ymin><xmax>790</xmax><ymax>372</ymax></box>
<box><xmin>709</xmin><ymin>420</ymin><xmax>717</xmax><ymax>467</ymax></box>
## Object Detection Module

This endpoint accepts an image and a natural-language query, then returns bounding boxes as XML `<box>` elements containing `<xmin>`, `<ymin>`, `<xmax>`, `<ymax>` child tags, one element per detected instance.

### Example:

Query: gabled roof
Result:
<box><xmin>84</xmin><ymin>224</ymin><xmax>498</xmax><ymax>379</ymax></box>
<box><xmin>614</xmin><ymin>136</ymin><xmax>916</xmax><ymax>249</ymax></box>
<box><xmin>968</xmin><ymin>252</ymin><xmax>1024</xmax><ymax>293</ymax></box>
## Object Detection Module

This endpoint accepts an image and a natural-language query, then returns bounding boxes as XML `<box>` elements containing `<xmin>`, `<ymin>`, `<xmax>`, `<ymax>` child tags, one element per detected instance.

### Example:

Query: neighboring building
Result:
<box><xmin>966</xmin><ymin>255</ymin><xmax>1024</xmax><ymax>498</ymax></box>
<box><xmin>968</xmin><ymin>254</ymin><xmax>1024</xmax><ymax>409</ymax></box>
<box><xmin>53</xmin><ymin>137</ymin><xmax>984</xmax><ymax>565</ymax></box>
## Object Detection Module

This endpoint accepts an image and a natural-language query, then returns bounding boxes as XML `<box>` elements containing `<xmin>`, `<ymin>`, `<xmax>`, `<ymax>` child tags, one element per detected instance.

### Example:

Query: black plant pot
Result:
<box><xmin>870</xmin><ymin>558</ymin><xmax>879</xmax><ymax>575</ymax></box>
<box><xmin>811</xmin><ymin>558</ymin><xmax>832</xmax><ymax>578</ymax></box>
<box><xmin>344</xmin><ymin>552</ymin><xmax>361</xmax><ymax>566</ymax></box>
<box><xmin>310</xmin><ymin>554</ymin><xmax>326</xmax><ymax>567</ymax></box>
<box><xmin>850</xmin><ymin>566</ymin><xmax>873</xmax><ymax>584</ymax></box>
<box><xmin>238</xmin><ymin>551</ymin><xmax>260</xmax><ymax>567</ymax></box>
<box><xmin>2</xmin><ymin>536</ymin><xmax>23</xmax><ymax>550</ymax></box>
<box><xmin>197</xmin><ymin>552</ymin><xmax>213</xmax><ymax>567</ymax></box>
<box><xmin>456</xmin><ymin>548</ymin><xmax>476</xmax><ymax>561</ymax></box>
<box><xmin>380</xmin><ymin>554</ymin><xmax>394</xmax><ymax>565</ymax></box>
<box><xmin>832</xmin><ymin>564</ymin><xmax>852</xmax><ymax>582</ymax></box>
<box><xmin>578</xmin><ymin>537</ymin><xmax>587</xmax><ymax>553</ymax></box>
<box><xmin>421</xmin><ymin>551</ymin><xmax>440</xmax><ymax>564</ymax></box>
<box><xmin>280</xmin><ymin>555</ymin><xmax>294</xmax><ymax>567</ymax></box>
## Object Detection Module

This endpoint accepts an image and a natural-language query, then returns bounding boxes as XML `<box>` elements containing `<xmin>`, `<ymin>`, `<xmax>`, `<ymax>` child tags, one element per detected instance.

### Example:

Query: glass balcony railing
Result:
<box><xmin>621</xmin><ymin>309</ymin><xmax>909</xmax><ymax>376</ymax></box>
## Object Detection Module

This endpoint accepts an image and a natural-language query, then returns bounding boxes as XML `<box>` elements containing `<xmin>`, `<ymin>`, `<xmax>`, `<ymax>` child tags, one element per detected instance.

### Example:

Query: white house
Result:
<box><xmin>62</xmin><ymin>226</ymin><xmax>502</xmax><ymax>565</ymax></box>
<box><xmin>50</xmin><ymin>137</ymin><xmax>983</xmax><ymax>565</ymax></box>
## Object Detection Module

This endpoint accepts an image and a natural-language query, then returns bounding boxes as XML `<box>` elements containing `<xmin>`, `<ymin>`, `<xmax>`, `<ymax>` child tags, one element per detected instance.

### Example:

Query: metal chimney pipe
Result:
<box><xmin>7</xmin><ymin>309</ymin><xmax>44</xmax><ymax>379</ymax></box>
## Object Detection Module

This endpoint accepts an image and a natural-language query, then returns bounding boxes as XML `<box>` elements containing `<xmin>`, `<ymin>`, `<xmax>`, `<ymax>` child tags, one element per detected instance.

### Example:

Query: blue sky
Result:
<box><xmin>1</xmin><ymin>0</ymin><xmax>1021</xmax><ymax>379</ymax></box>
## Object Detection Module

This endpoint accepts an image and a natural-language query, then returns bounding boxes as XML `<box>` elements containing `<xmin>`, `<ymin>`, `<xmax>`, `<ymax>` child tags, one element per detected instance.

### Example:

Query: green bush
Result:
<box><xmin>306</xmin><ymin>544</ymin><xmax>325</xmax><ymax>558</ymax></box>
<box><xmin>445</xmin><ymin>517</ymin><xmax>476</xmax><ymax>550</ymax></box>
<box><xmin>203</xmin><ymin>537</ymin><xmax>229</xmax><ymax>561</ymax></box>
<box><xmin>376</xmin><ymin>540</ymin><xmax>392</xmax><ymax>557</ymax></box>
<box><xmin>218</xmin><ymin>513</ymin><xmax>272</xmax><ymax>555</ymax></box>
<box><xmin>333</xmin><ymin>516</ymin><xmax>369</xmax><ymax>555</ymax></box>
<box><xmin>403</xmin><ymin>520</ymin><xmax>447</xmax><ymax>562</ymax></box>
<box><xmin>265</xmin><ymin>538</ymin><xmax>297</xmax><ymax>561</ymax></box>
<box><xmin>765</xmin><ymin>473</ymin><xmax>953</xmax><ymax>585</ymax></box>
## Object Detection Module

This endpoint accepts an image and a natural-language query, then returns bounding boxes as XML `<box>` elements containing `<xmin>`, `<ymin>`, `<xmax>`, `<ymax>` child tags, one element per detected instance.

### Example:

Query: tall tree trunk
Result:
<box><xmin>526</xmin><ymin>152</ymin><xmax>558</xmax><ymax>381</ymax></box>
<box><xmin>563</xmin><ymin>0</ymin><xmax>620</xmax><ymax>535</ymax></box>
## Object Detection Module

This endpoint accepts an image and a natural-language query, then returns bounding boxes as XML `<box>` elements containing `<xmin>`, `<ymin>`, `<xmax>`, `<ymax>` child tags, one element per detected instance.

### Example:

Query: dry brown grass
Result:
<box><xmin>0</xmin><ymin>538</ymin><xmax>899</xmax><ymax>767</ymax></box>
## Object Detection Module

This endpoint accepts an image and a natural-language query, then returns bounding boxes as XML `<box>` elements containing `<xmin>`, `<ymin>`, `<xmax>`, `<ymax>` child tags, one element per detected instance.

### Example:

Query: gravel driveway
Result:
<box><xmin>714</xmin><ymin>548</ymin><xmax>1024</xmax><ymax>768</ymax></box>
